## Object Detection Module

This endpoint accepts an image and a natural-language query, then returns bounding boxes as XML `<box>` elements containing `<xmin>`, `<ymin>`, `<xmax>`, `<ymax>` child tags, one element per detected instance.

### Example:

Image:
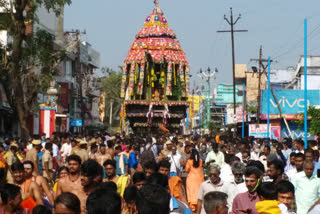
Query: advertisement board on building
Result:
<box><xmin>261</xmin><ymin>90</ymin><xmax>320</xmax><ymax>115</ymax></box>
<box><xmin>226</xmin><ymin>105</ymin><xmax>246</xmax><ymax>124</ymax></box>
<box><xmin>281</xmin><ymin>120</ymin><xmax>315</xmax><ymax>140</ymax></box>
<box><xmin>249</xmin><ymin>124</ymin><xmax>281</xmax><ymax>140</ymax></box>
<box><xmin>70</xmin><ymin>119</ymin><xmax>83</xmax><ymax>127</ymax></box>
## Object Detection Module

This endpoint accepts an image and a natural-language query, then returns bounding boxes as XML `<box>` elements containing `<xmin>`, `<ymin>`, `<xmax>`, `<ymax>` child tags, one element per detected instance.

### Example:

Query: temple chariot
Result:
<box><xmin>120</xmin><ymin>0</ymin><xmax>190</xmax><ymax>134</ymax></box>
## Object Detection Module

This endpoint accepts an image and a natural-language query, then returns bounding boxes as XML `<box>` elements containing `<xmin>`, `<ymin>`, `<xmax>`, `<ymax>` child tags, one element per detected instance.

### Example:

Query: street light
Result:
<box><xmin>197</xmin><ymin>67</ymin><xmax>218</xmax><ymax>129</ymax></box>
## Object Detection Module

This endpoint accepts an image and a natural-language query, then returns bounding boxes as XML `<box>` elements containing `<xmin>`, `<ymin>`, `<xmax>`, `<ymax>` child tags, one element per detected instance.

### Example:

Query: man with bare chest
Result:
<box><xmin>56</xmin><ymin>155</ymin><xmax>104</xmax><ymax>214</ymax></box>
<box><xmin>23</xmin><ymin>161</ymin><xmax>54</xmax><ymax>206</ymax></box>
<box><xmin>103</xmin><ymin>159</ymin><xmax>130</xmax><ymax>197</ymax></box>
<box><xmin>11</xmin><ymin>162</ymin><xmax>43</xmax><ymax>206</ymax></box>
<box><xmin>56</xmin><ymin>155</ymin><xmax>82</xmax><ymax>196</ymax></box>
<box><xmin>95</xmin><ymin>144</ymin><xmax>111</xmax><ymax>166</ymax></box>
<box><xmin>78</xmin><ymin>159</ymin><xmax>104</xmax><ymax>214</ymax></box>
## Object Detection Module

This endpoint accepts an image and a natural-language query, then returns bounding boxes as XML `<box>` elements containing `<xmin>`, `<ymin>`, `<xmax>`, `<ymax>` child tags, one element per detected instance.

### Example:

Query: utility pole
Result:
<box><xmin>65</xmin><ymin>30</ymin><xmax>86</xmax><ymax>133</ymax></box>
<box><xmin>217</xmin><ymin>8</ymin><xmax>248</xmax><ymax>115</ymax></box>
<box><xmin>250</xmin><ymin>46</ymin><xmax>273</xmax><ymax>123</ymax></box>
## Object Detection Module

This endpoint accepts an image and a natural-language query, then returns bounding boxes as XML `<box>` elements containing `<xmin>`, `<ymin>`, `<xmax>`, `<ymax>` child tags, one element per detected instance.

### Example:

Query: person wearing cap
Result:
<box><xmin>6</xmin><ymin>141</ymin><xmax>19</xmax><ymax>183</ymax></box>
<box><xmin>162</xmin><ymin>140</ymin><xmax>173</xmax><ymax>157</ymax></box>
<box><xmin>177</xmin><ymin>138</ymin><xmax>185</xmax><ymax>156</ymax></box>
<box><xmin>26</xmin><ymin>139</ymin><xmax>42</xmax><ymax>176</ymax></box>
<box><xmin>71</xmin><ymin>139</ymin><xmax>87</xmax><ymax>163</ymax></box>
<box><xmin>42</xmin><ymin>142</ymin><xmax>53</xmax><ymax>181</ymax></box>
<box><xmin>77</xmin><ymin>140</ymin><xmax>89</xmax><ymax>164</ymax></box>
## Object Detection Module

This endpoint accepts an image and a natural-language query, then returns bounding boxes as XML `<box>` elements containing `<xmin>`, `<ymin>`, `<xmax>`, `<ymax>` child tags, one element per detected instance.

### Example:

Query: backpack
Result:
<box><xmin>140</xmin><ymin>145</ymin><xmax>155</xmax><ymax>167</ymax></box>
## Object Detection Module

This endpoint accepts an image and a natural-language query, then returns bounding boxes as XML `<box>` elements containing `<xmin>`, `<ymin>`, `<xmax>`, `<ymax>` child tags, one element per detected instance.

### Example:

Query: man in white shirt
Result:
<box><xmin>61</xmin><ymin>135</ymin><xmax>72</xmax><ymax>163</ymax></box>
<box><xmin>168</xmin><ymin>145</ymin><xmax>181</xmax><ymax>177</ymax></box>
<box><xmin>251</xmin><ymin>143</ymin><xmax>260</xmax><ymax>161</ymax></box>
<box><xmin>287</xmin><ymin>152</ymin><xmax>304</xmax><ymax>181</ymax></box>
<box><xmin>292</xmin><ymin>160</ymin><xmax>320</xmax><ymax>214</ymax></box>
<box><xmin>196</xmin><ymin>164</ymin><xmax>237</xmax><ymax>214</ymax></box>
<box><xmin>231</xmin><ymin>161</ymin><xmax>247</xmax><ymax>194</ymax></box>
<box><xmin>205</xmin><ymin>143</ymin><xmax>225</xmax><ymax>168</ymax></box>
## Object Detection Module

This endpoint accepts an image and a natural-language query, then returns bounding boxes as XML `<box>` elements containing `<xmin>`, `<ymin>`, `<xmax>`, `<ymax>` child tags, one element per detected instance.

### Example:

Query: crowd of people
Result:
<box><xmin>1</xmin><ymin>132</ymin><xmax>320</xmax><ymax>214</ymax></box>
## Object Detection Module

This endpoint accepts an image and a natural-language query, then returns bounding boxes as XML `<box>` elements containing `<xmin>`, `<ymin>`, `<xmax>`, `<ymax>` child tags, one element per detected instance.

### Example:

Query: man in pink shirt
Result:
<box><xmin>232</xmin><ymin>166</ymin><xmax>263</xmax><ymax>214</ymax></box>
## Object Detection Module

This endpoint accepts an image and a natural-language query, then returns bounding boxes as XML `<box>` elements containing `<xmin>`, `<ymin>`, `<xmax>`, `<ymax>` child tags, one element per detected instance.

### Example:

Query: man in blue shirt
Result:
<box><xmin>128</xmin><ymin>146</ymin><xmax>139</xmax><ymax>176</ymax></box>
<box><xmin>114</xmin><ymin>145</ymin><xmax>128</xmax><ymax>176</ymax></box>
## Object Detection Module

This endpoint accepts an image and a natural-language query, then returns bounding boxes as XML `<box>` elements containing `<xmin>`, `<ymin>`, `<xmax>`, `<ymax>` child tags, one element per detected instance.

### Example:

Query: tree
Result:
<box><xmin>293</xmin><ymin>106</ymin><xmax>320</xmax><ymax>137</ymax></box>
<box><xmin>100</xmin><ymin>67</ymin><xmax>122</xmax><ymax>130</ymax></box>
<box><xmin>206</xmin><ymin>121</ymin><xmax>220</xmax><ymax>137</ymax></box>
<box><xmin>0</xmin><ymin>0</ymin><xmax>71</xmax><ymax>140</ymax></box>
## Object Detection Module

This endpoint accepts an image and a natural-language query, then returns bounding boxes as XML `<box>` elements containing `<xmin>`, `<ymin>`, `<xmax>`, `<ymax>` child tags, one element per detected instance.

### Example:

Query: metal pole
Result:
<box><xmin>242</xmin><ymin>83</ymin><xmax>245</xmax><ymax>138</ymax></box>
<box><xmin>230</xmin><ymin>8</ymin><xmax>236</xmax><ymax>115</ymax></box>
<box><xmin>199</xmin><ymin>91</ymin><xmax>202</xmax><ymax>136</ymax></box>
<box><xmin>257</xmin><ymin>46</ymin><xmax>262</xmax><ymax>123</ymax></box>
<box><xmin>109</xmin><ymin>99</ymin><xmax>113</xmax><ymax>131</ymax></box>
<box><xmin>207</xmin><ymin>76</ymin><xmax>211</xmax><ymax>125</ymax></box>
<box><xmin>304</xmin><ymin>18</ymin><xmax>308</xmax><ymax>148</ymax></box>
<box><xmin>267</xmin><ymin>57</ymin><xmax>271</xmax><ymax>138</ymax></box>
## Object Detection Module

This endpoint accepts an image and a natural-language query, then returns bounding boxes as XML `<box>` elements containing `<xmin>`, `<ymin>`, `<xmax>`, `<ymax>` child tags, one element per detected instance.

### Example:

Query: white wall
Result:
<box><xmin>0</xmin><ymin>31</ymin><xmax>7</xmax><ymax>46</ymax></box>
<box><xmin>300</xmin><ymin>75</ymin><xmax>320</xmax><ymax>90</ymax></box>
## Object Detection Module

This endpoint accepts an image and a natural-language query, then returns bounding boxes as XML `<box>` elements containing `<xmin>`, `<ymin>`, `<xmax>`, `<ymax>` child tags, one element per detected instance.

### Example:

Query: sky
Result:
<box><xmin>64</xmin><ymin>0</ymin><xmax>320</xmax><ymax>90</ymax></box>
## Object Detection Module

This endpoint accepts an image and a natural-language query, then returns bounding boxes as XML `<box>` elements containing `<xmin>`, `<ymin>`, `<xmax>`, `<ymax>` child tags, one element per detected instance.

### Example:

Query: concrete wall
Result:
<box><xmin>301</xmin><ymin>75</ymin><xmax>320</xmax><ymax>90</ymax></box>
<box><xmin>235</xmin><ymin>64</ymin><xmax>247</xmax><ymax>79</ymax></box>
<box><xmin>245</xmin><ymin>72</ymin><xmax>266</xmax><ymax>102</ymax></box>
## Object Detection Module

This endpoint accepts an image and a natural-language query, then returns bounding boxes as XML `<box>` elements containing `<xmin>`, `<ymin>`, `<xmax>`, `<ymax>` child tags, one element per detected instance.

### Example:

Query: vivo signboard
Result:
<box><xmin>261</xmin><ymin>90</ymin><xmax>320</xmax><ymax>115</ymax></box>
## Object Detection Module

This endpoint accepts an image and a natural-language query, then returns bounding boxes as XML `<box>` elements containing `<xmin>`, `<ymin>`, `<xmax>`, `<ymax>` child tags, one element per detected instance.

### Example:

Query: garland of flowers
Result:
<box><xmin>179</xmin><ymin>64</ymin><xmax>186</xmax><ymax>97</ymax></box>
<box><xmin>134</xmin><ymin>63</ymin><xmax>139</xmax><ymax>84</ymax></box>
<box><xmin>151</xmin><ymin>66</ymin><xmax>155</xmax><ymax>100</ymax></box>
<box><xmin>161</xmin><ymin>66</ymin><xmax>165</xmax><ymax>100</ymax></box>
<box><xmin>120</xmin><ymin>64</ymin><xmax>128</xmax><ymax>98</ymax></box>
<box><xmin>137</xmin><ymin>61</ymin><xmax>145</xmax><ymax>95</ymax></box>
<box><xmin>166</xmin><ymin>62</ymin><xmax>172</xmax><ymax>96</ymax></box>
<box><xmin>185</xmin><ymin>65</ymin><xmax>190</xmax><ymax>95</ymax></box>
<box><xmin>128</xmin><ymin>63</ymin><xmax>136</xmax><ymax>97</ymax></box>
<box><xmin>173</xmin><ymin>64</ymin><xmax>176</xmax><ymax>86</ymax></box>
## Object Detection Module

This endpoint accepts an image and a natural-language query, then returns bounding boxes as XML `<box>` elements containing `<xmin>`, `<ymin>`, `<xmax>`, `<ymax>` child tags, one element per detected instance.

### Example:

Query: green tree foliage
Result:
<box><xmin>0</xmin><ymin>0</ymin><xmax>71</xmax><ymax>140</ymax></box>
<box><xmin>293</xmin><ymin>106</ymin><xmax>320</xmax><ymax>136</ymax></box>
<box><xmin>100</xmin><ymin>67</ymin><xmax>122</xmax><ymax>129</ymax></box>
<box><xmin>206</xmin><ymin>121</ymin><xmax>220</xmax><ymax>137</ymax></box>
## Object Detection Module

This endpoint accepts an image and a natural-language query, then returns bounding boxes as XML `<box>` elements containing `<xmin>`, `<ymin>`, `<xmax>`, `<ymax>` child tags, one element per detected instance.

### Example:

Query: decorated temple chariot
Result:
<box><xmin>120</xmin><ymin>0</ymin><xmax>190</xmax><ymax>134</ymax></box>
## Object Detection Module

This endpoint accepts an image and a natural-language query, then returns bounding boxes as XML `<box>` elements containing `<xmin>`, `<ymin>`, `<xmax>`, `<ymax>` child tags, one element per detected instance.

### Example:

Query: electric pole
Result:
<box><xmin>217</xmin><ymin>7</ymin><xmax>248</xmax><ymax>116</ymax></box>
<box><xmin>65</xmin><ymin>30</ymin><xmax>86</xmax><ymax>133</ymax></box>
<box><xmin>250</xmin><ymin>46</ymin><xmax>273</xmax><ymax>123</ymax></box>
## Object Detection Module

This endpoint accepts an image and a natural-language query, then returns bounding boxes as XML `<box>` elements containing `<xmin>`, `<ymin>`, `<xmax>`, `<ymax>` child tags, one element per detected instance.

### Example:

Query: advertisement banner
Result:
<box><xmin>281</xmin><ymin>120</ymin><xmax>315</xmax><ymax>140</ymax></box>
<box><xmin>261</xmin><ymin>90</ymin><xmax>320</xmax><ymax>115</ymax></box>
<box><xmin>249</xmin><ymin>124</ymin><xmax>281</xmax><ymax>140</ymax></box>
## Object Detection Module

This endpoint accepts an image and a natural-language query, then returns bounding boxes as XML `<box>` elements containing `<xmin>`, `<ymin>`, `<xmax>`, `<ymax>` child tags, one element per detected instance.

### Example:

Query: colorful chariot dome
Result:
<box><xmin>124</xmin><ymin>0</ymin><xmax>188</xmax><ymax>64</ymax></box>
<box><xmin>121</xmin><ymin>0</ymin><xmax>190</xmax><ymax>99</ymax></box>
